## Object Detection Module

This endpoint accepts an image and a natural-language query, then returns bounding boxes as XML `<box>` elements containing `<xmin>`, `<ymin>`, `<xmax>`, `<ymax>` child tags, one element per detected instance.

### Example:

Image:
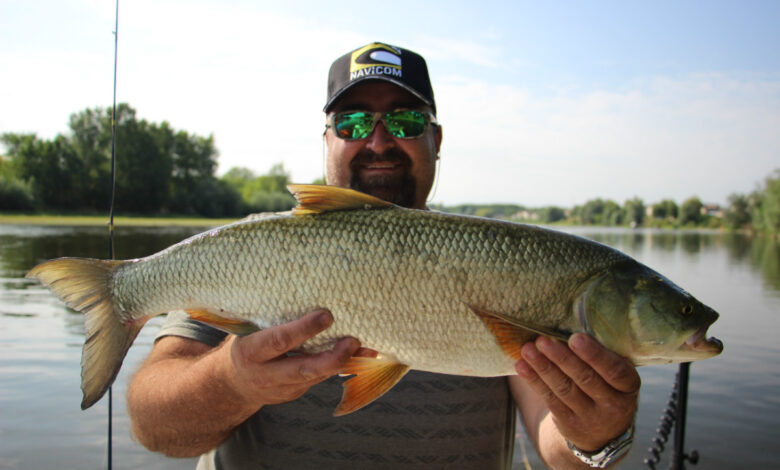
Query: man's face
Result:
<box><xmin>325</xmin><ymin>81</ymin><xmax>442</xmax><ymax>209</ymax></box>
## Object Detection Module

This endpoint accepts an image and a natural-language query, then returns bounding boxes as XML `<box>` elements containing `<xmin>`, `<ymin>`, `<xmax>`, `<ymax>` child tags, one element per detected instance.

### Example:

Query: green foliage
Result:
<box><xmin>2</xmin><ymin>104</ymin><xmax>235</xmax><ymax>217</ymax></box>
<box><xmin>623</xmin><ymin>197</ymin><xmax>645</xmax><ymax>227</ymax></box>
<box><xmin>443</xmin><ymin>203</ymin><xmax>524</xmax><ymax>219</ymax></box>
<box><xmin>0</xmin><ymin>173</ymin><xmax>35</xmax><ymax>211</ymax></box>
<box><xmin>573</xmin><ymin>198</ymin><xmax>622</xmax><ymax>225</ymax></box>
<box><xmin>1</xmin><ymin>133</ymin><xmax>87</xmax><ymax>209</ymax></box>
<box><xmin>750</xmin><ymin>170</ymin><xmax>780</xmax><ymax>236</ymax></box>
<box><xmin>723</xmin><ymin>193</ymin><xmax>751</xmax><ymax>230</ymax></box>
<box><xmin>219</xmin><ymin>163</ymin><xmax>296</xmax><ymax>214</ymax></box>
<box><xmin>539</xmin><ymin>206</ymin><xmax>566</xmax><ymax>223</ymax></box>
<box><xmin>651</xmin><ymin>199</ymin><xmax>678</xmax><ymax>220</ymax></box>
<box><xmin>603</xmin><ymin>200</ymin><xmax>623</xmax><ymax>226</ymax></box>
<box><xmin>679</xmin><ymin>197</ymin><xmax>704</xmax><ymax>226</ymax></box>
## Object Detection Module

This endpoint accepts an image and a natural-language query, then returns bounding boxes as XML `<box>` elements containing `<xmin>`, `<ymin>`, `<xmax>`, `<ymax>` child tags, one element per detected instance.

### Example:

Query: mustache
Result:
<box><xmin>349</xmin><ymin>148</ymin><xmax>412</xmax><ymax>168</ymax></box>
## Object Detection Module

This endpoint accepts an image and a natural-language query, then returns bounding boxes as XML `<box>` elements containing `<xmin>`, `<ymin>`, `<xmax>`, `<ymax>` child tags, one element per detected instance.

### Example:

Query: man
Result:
<box><xmin>128</xmin><ymin>42</ymin><xmax>640</xmax><ymax>469</ymax></box>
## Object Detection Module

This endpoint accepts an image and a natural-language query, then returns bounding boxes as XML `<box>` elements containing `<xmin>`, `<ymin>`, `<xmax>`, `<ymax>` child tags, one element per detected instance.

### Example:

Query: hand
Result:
<box><xmin>226</xmin><ymin>309</ymin><xmax>362</xmax><ymax>408</ymax></box>
<box><xmin>515</xmin><ymin>333</ymin><xmax>640</xmax><ymax>451</ymax></box>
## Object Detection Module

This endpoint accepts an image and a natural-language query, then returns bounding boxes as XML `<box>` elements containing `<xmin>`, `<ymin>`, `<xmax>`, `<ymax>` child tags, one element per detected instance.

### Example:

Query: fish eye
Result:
<box><xmin>682</xmin><ymin>304</ymin><xmax>693</xmax><ymax>315</ymax></box>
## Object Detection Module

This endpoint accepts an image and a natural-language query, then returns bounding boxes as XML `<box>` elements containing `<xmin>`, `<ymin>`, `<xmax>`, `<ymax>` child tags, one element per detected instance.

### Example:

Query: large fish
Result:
<box><xmin>26</xmin><ymin>185</ymin><xmax>722</xmax><ymax>414</ymax></box>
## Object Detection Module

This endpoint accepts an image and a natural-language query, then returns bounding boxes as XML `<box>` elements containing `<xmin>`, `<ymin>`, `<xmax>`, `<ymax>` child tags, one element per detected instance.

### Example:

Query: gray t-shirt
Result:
<box><xmin>158</xmin><ymin>311</ymin><xmax>516</xmax><ymax>470</ymax></box>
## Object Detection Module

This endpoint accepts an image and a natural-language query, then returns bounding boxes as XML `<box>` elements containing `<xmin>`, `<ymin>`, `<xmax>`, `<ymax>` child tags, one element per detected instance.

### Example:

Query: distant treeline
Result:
<box><xmin>1</xmin><ymin>104</ymin><xmax>778</xmax><ymax>237</ymax></box>
<box><xmin>435</xmin><ymin>171</ymin><xmax>780</xmax><ymax>237</ymax></box>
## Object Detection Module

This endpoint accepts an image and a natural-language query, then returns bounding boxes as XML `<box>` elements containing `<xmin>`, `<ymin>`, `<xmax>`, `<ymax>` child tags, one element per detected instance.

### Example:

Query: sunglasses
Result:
<box><xmin>327</xmin><ymin>110</ymin><xmax>438</xmax><ymax>140</ymax></box>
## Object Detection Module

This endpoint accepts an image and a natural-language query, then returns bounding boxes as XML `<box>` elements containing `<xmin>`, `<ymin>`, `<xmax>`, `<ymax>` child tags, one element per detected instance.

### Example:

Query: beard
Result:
<box><xmin>349</xmin><ymin>148</ymin><xmax>417</xmax><ymax>208</ymax></box>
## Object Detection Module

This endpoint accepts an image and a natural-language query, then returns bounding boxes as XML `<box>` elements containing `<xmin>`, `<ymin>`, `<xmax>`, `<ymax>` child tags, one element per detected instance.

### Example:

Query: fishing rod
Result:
<box><xmin>107</xmin><ymin>0</ymin><xmax>119</xmax><ymax>468</ymax></box>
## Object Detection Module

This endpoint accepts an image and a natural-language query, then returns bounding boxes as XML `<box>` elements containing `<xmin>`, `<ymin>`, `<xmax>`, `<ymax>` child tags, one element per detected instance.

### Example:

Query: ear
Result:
<box><xmin>434</xmin><ymin>124</ymin><xmax>443</xmax><ymax>155</ymax></box>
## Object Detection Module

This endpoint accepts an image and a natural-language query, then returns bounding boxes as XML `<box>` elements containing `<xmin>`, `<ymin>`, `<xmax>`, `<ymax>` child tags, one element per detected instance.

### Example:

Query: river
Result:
<box><xmin>0</xmin><ymin>224</ymin><xmax>778</xmax><ymax>469</ymax></box>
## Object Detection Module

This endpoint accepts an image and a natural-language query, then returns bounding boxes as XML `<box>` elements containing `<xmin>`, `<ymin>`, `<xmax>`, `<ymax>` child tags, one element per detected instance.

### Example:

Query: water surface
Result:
<box><xmin>1</xmin><ymin>224</ymin><xmax>778</xmax><ymax>469</ymax></box>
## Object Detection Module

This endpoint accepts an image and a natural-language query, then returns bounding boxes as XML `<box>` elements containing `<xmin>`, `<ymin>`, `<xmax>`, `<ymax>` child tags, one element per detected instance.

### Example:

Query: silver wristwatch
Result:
<box><xmin>566</xmin><ymin>425</ymin><xmax>634</xmax><ymax>468</ymax></box>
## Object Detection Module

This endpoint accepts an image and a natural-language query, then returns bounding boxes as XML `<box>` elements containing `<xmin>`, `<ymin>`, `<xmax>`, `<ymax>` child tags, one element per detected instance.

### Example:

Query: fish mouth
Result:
<box><xmin>681</xmin><ymin>326</ymin><xmax>723</xmax><ymax>355</ymax></box>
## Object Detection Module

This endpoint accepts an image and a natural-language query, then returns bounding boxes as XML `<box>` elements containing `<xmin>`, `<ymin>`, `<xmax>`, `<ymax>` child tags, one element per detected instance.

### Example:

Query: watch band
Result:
<box><xmin>566</xmin><ymin>425</ymin><xmax>635</xmax><ymax>468</ymax></box>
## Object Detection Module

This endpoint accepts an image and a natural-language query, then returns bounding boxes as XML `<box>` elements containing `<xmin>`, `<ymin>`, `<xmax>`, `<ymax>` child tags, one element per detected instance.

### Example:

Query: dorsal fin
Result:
<box><xmin>287</xmin><ymin>184</ymin><xmax>395</xmax><ymax>215</ymax></box>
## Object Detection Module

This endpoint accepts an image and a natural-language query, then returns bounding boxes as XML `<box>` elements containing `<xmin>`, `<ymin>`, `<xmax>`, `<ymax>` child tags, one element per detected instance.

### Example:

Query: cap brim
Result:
<box><xmin>323</xmin><ymin>76</ymin><xmax>434</xmax><ymax>113</ymax></box>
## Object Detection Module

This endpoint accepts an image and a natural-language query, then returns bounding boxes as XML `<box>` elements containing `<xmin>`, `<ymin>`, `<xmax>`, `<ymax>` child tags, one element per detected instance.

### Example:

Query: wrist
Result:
<box><xmin>566</xmin><ymin>425</ymin><xmax>634</xmax><ymax>468</ymax></box>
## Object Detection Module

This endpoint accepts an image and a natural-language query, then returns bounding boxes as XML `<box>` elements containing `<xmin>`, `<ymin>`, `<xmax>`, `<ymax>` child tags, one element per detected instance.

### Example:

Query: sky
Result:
<box><xmin>1</xmin><ymin>0</ymin><xmax>779</xmax><ymax>207</ymax></box>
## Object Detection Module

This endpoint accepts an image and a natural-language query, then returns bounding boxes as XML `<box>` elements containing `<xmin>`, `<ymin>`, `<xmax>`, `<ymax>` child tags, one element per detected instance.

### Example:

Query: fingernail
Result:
<box><xmin>318</xmin><ymin>311</ymin><xmax>333</xmax><ymax>327</ymax></box>
<box><xmin>521</xmin><ymin>343</ymin><xmax>540</xmax><ymax>361</ymax></box>
<box><xmin>515</xmin><ymin>360</ymin><xmax>532</xmax><ymax>377</ymax></box>
<box><xmin>347</xmin><ymin>338</ymin><xmax>360</xmax><ymax>353</ymax></box>
<box><xmin>536</xmin><ymin>336</ymin><xmax>552</xmax><ymax>351</ymax></box>
<box><xmin>337</xmin><ymin>337</ymin><xmax>359</xmax><ymax>354</ymax></box>
<box><xmin>570</xmin><ymin>333</ymin><xmax>589</xmax><ymax>352</ymax></box>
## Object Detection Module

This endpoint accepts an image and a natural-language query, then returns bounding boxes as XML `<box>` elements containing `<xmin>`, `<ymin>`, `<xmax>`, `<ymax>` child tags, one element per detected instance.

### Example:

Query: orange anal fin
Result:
<box><xmin>185</xmin><ymin>309</ymin><xmax>260</xmax><ymax>336</ymax></box>
<box><xmin>472</xmin><ymin>307</ymin><xmax>541</xmax><ymax>361</ymax></box>
<box><xmin>334</xmin><ymin>356</ymin><xmax>410</xmax><ymax>417</ymax></box>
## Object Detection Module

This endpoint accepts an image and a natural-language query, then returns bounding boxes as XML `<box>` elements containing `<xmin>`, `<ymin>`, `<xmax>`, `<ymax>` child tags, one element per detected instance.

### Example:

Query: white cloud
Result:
<box><xmin>432</xmin><ymin>72</ymin><xmax>780</xmax><ymax>207</ymax></box>
<box><xmin>2</xmin><ymin>2</ymin><xmax>778</xmax><ymax>209</ymax></box>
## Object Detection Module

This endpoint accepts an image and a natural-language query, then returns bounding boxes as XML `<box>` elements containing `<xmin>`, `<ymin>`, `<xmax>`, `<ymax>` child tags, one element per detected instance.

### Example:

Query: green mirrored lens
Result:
<box><xmin>335</xmin><ymin>112</ymin><xmax>374</xmax><ymax>139</ymax></box>
<box><xmin>384</xmin><ymin>110</ymin><xmax>426</xmax><ymax>138</ymax></box>
<box><xmin>332</xmin><ymin>110</ymin><xmax>430</xmax><ymax>140</ymax></box>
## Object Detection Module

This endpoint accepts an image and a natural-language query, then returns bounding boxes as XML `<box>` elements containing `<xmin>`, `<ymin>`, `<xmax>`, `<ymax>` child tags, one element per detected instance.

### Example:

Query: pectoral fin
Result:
<box><xmin>471</xmin><ymin>306</ymin><xmax>571</xmax><ymax>361</ymax></box>
<box><xmin>185</xmin><ymin>309</ymin><xmax>260</xmax><ymax>336</ymax></box>
<box><xmin>335</xmin><ymin>356</ymin><xmax>410</xmax><ymax>416</ymax></box>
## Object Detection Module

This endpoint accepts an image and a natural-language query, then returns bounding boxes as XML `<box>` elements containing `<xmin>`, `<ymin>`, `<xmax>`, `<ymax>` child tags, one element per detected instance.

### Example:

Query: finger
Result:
<box><xmin>516</xmin><ymin>341</ymin><xmax>576</xmax><ymax>420</ymax></box>
<box><xmin>262</xmin><ymin>337</ymin><xmax>361</xmax><ymax>386</ymax></box>
<box><xmin>353</xmin><ymin>347</ymin><xmax>378</xmax><ymax>358</ymax></box>
<box><xmin>241</xmin><ymin>310</ymin><xmax>334</xmax><ymax>363</ymax></box>
<box><xmin>536</xmin><ymin>334</ymin><xmax>617</xmax><ymax>403</ymax></box>
<box><xmin>569</xmin><ymin>333</ymin><xmax>641</xmax><ymax>395</ymax></box>
<box><xmin>530</xmin><ymin>336</ymin><xmax>594</xmax><ymax>411</ymax></box>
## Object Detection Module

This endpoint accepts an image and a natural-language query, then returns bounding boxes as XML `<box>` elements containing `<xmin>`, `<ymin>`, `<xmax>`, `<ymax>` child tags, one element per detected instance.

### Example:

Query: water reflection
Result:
<box><xmin>0</xmin><ymin>225</ymin><xmax>208</xmax><ymax>277</ymax></box>
<box><xmin>558</xmin><ymin>227</ymin><xmax>780</xmax><ymax>292</ymax></box>
<box><xmin>748</xmin><ymin>236</ymin><xmax>780</xmax><ymax>291</ymax></box>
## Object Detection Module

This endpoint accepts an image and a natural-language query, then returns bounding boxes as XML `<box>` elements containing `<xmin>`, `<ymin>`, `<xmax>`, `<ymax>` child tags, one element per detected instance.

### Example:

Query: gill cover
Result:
<box><xmin>574</xmin><ymin>260</ymin><xmax>721</xmax><ymax>365</ymax></box>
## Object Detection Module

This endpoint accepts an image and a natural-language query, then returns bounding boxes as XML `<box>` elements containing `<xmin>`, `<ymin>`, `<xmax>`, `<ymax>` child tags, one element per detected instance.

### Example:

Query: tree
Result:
<box><xmin>220</xmin><ymin>163</ymin><xmax>296</xmax><ymax>214</ymax></box>
<box><xmin>651</xmin><ymin>199</ymin><xmax>678</xmax><ymax>220</ymax></box>
<box><xmin>603</xmin><ymin>200</ymin><xmax>623</xmax><ymax>226</ymax></box>
<box><xmin>679</xmin><ymin>196</ymin><xmax>703</xmax><ymax>226</ymax></box>
<box><xmin>539</xmin><ymin>206</ymin><xmax>566</xmax><ymax>223</ymax></box>
<box><xmin>752</xmin><ymin>170</ymin><xmax>780</xmax><ymax>236</ymax></box>
<box><xmin>155</xmin><ymin>122</ymin><xmax>220</xmax><ymax>214</ymax></box>
<box><xmin>68</xmin><ymin>106</ymin><xmax>112</xmax><ymax>206</ymax></box>
<box><xmin>3</xmin><ymin>104</ymin><xmax>230</xmax><ymax>216</ymax></box>
<box><xmin>114</xmin><ymin>110</ymin><xmax>173</xmax><ymax>213</ymax></box>
<box><xmin>1</xmin><ymin>133</ymin><xmax>85</xmax><ymax>209</ymax></box>
<box><xmin>578</xmin><ymin>199</ymin><xmax>606</xmax><ymax>225</ymax></box>
<box><xmin>623</xmin><ymin>197</ymin><xmax>645</xmax><ymax>227</ymax></box>
<box><xmin>723</xmin><ymin>193</ymin><xmax>751</xmax><ymax>230</ymax></box>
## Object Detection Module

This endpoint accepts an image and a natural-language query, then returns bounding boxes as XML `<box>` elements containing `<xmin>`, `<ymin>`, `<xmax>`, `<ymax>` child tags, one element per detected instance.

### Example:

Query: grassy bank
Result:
<box><xmin>0</xmin><ymin>213</ymin><xmax>238</xmax><ymax>227</ymax></box>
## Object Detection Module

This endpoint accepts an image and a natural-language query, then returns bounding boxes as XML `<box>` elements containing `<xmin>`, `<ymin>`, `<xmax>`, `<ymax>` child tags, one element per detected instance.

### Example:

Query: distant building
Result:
<box><xmin>701</xmin><ymin>204</ymin><xmax>723</xmax><ymax>218</ymax></box>
<box><xmin>514</xmin><ymin>210</ymin><xmax>540</xmax><ymax>221</ymax></box>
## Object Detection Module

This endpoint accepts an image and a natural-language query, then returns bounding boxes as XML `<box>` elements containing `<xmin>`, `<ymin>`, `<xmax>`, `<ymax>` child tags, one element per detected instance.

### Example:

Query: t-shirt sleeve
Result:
<box><xmin>155</xmin><ymin>310</ymin><xmax>228</xmax><ymax>347</ymax></box>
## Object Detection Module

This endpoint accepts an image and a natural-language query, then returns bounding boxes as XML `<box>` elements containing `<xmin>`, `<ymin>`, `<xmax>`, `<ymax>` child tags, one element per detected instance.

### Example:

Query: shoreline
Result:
<box><xmin>0</xmin><ymin>213</ymin><xmax>237</xmax><ymax>227</ymax></box>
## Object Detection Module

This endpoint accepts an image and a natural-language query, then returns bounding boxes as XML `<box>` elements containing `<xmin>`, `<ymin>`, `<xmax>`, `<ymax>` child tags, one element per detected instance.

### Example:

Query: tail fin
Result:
<box><xmin>26</xmin><ymin>258</ymin><xmax>145</xmax><ymax>409</ymax></box>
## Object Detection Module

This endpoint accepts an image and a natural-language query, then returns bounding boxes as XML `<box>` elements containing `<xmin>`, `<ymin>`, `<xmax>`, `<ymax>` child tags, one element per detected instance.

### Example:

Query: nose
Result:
<box><xmin>364</xmin><ymin>120</ymin><xmax>396</xmax><ymax>154</ymax></box>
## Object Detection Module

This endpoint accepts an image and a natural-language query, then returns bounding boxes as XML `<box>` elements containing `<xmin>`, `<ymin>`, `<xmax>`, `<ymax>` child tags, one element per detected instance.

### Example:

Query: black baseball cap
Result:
<box><xmin>324</xmin><ymin>42</ymin><xmax>436</xmax><ymax>115</ymax></box>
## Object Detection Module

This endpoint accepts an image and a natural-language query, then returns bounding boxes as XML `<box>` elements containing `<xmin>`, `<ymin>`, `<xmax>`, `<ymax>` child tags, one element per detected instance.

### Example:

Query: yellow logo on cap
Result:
<box><xmin>349</xmin><ymin>43</ymin><xmax>402</xmax><ymax>81</ymax></box>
